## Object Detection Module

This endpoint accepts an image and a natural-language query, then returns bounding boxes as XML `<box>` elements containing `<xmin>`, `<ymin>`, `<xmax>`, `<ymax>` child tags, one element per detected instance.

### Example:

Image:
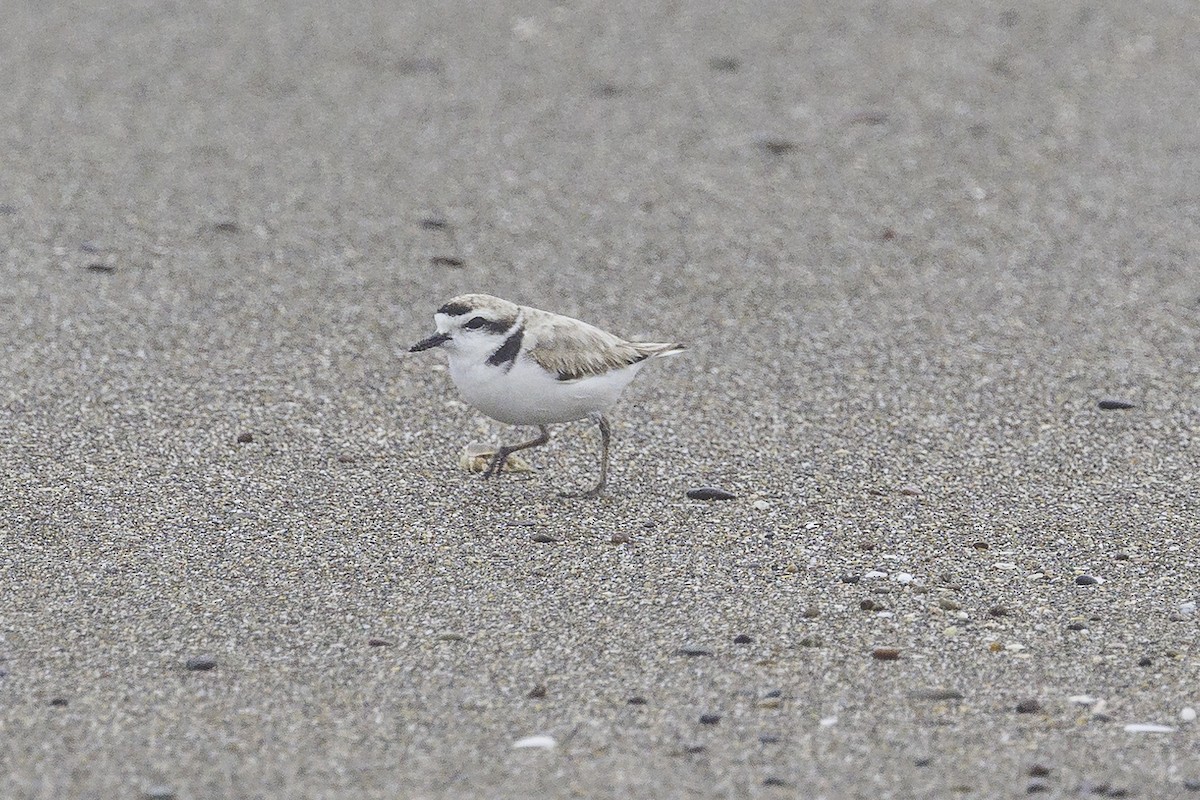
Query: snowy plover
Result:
<box><xmin>409</xmin><ymin>294</ymin><xmax>684</xmax><ymax>496</ymax></box>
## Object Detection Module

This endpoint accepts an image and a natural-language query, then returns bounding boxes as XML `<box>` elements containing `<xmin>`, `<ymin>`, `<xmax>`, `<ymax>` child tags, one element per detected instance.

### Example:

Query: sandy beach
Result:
<box><xmin>2</xmin><ymin>1</ymin><xmax>1198</xmax><ymax>797</ymax></box>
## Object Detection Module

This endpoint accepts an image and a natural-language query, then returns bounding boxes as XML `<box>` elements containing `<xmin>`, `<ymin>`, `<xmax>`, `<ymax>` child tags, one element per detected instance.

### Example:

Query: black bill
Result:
<box><xmin>409</xmin><ymin>332</ymin><xmax>450</xmax><ymax>352</ymax></box>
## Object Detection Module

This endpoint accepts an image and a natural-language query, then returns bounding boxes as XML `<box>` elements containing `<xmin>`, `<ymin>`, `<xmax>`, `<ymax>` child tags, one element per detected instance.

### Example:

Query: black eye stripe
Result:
<box><xmin>437</xmin><ymin>301</ymin><xmax>472</xmax><ymax>316</ymax></box>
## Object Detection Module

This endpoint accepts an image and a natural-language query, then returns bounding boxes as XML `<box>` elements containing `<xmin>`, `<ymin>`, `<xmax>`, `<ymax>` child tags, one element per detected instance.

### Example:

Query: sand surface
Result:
<box><xmin>2</xmin><ymin>1</ymin><xmax>1199</xmax><ymax>798</ymax></box>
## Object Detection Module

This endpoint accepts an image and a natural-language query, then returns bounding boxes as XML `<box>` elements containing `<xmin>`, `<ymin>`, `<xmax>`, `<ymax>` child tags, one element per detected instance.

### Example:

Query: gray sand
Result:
<box><xmin>3</xmin><ymin>1</ymin><xmax>1198</xmax><ymax>798</ymax></box>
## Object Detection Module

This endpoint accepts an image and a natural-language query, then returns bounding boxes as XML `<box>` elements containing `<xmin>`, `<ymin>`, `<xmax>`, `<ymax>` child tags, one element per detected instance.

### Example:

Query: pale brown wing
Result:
<box><xmin>524</xmin><ymin>309</ymin><xmax>683</xmax><ymax>381</ymax></box>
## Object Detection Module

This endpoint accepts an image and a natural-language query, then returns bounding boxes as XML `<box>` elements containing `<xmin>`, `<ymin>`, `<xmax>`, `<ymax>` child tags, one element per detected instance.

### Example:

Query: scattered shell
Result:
<box><xmin>686</xmin><ymin>486</ymin><xmax>737</xmax><ymax>501</ymax></box>
<box><xmin>752</xmin><ymin>499</ymin><xmax>771</xmax><ymax>510</ymax></box>
<box><xmin>819</xmin><ymin>715</ymin><xmax>838</xmax><ymax>727</ymax></box>
<box><xmin>459</xmin><ymin>443</ymin><xmax>533</xmax><ymax>473</ymax></box>
<box><xmin>1123</xmin><ymin>723</ymin><xmax>1175</xmax><ymax>733</ymax></box>
<box><xmin>512</xmin><ymin>735</ymin><xmax>556</xmax><ymax>749</ymax></box>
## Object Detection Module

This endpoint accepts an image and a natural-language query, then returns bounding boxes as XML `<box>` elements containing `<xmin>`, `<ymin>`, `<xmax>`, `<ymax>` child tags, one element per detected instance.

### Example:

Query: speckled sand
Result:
<box><xmin>3</xmin><ymin>2</ymin><xmax>1199</xmax><ymax>798</ymax></box>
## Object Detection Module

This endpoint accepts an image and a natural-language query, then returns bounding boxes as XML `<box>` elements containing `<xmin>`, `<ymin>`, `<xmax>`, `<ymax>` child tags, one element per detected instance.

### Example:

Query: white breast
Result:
<box><xmin>448</xmin><ymin>354</ymin><xmax>645</xmax><ymax>426</ymax></box>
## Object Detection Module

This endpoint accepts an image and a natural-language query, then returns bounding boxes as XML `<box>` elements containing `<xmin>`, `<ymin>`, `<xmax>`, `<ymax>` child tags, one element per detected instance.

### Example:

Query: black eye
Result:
<box><xmin>464</xmin><ymin>316</ymin><xmax>488</xmax><ymax>330</ymax></box>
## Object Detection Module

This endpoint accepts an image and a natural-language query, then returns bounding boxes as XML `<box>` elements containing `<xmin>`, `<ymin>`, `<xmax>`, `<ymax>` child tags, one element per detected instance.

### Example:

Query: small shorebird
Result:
<box><xmin>410</xmin><ymin>294</ymin><xmax>684</xmax><ymax>496</ymax></box>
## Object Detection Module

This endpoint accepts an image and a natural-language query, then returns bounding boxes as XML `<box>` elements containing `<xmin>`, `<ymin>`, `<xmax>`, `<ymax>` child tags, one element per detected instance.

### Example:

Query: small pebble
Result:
<box><xmin>1181</xmin><ymin>707</ymin><xmax>1197</xmax><ymax>722</ymax></box>
<box><xmin>909</xmin><ymin>689</ymin><xmax>964</xmax><ymax>701</ymax></box>
<box><xmin>762</xmin><ymin>777</ymin><xmax>788</xmax><ymax>787</ymax></box>
<box><xmin>512</xmin><ymin>735</ymin><xmax>556</xmax><ymax>749</ymax></box>
<box><xmin>1183</xmin><ymin>779</ymin><xmax>1200</xmax><ymax>791</ymax></box>
<box><xmin>431</xmin><ymin>255</ymin><xmax>465</xmax><ymax>268</ymax></box>
<box><xmin>609</xmin><ymin>531</ymin><xmax>631</xmax><ymax>545</ymax></box>
<box><xmin>938</xmin><ymin>599</ymin><xmax>961</xmax><ymax>611</ymax></box>
<box><xmin>972</xmin><ymin>541</ymin><xmax>990</xmax><ymax>549</ymax></box>
<box><xmin>436</xmin><ymin>631</ymin><xmax>465</xmax><ymax>642</ymax></box>
<box><xmin>527</xmin><ymin>685</ymin><xmax>547</xmax><ymax>699</ymax></box>
<box><xmin>48</xmin><ymin>697</ymin><xmax>68</xmax><ymax>707</ymax></box>
<box><xmin>1066</xmin><ymin>622</ymin><xmax>1088</xmax><ymax>631</ymax></box>
<box><xmin>531</xmin><ymin>533</ymin><xmax>560</xmax><ymax>544</ymax></box>
<box><xmin>419</xmin><ymin>216</ymin><xmax>449</xmax><ymax>229</ymax></box>
<box><xmin>212</xmin><ymin>221</ymin><xmax>241</xmax><ymax>233</ymax></box>
<box><xmin>627</xmin><ymin>696</ymin><xmax>648</xmax><ymax>706</ymax></box>
<box><xmin>898</xmin><ymin>485</ymin><xmax>921</xmax><ymax>496</ymax></box>
<box><xmin>757</xmin><ymin>138</ymin><xmax>797</xmax><ymax>155</ymax></box>
<box><xmin>699</xmin><ymin>713</ymin><xmax>721</xmax><ymax>725</ymax></box>
<box><xmin>802</xmin><ymin>607</ymin><xmax>820</xmax><ymax>618</ymax></box>
<box><xmin>708</xmin><ymin>56</ymin><xmax>740</xmax><ymax>72</ymax></box>
<box><xmin>1027</xmin><ymin>782</ymin><xmax>1049</xmax><ymax>794</ymax></box>
<box><xmin>752</xmin><ymin>499</ymin><xmax>771</xmax><ymax>510</ymax></box>
<box><xmin>733</xmin><ymin>634</ymin><xmax>753</xmax><ymax>644</ymax></box>
<box><xmin>914</xmin><ymin>757</ymin><xmax>933</xmax><ymax>767</ymax></box>
<box><xmin>184</xmin><ymin>656</ymin><xmax>217</xmax><ymax>672</ymax></box>
<box><xmin>1113</xmin><ymin>552</ymin><xmax>1130</xmax><ymax>561</ymax></box>
<box><xmin>677</xmin><ymin>646</ymin><xmax>713</xmax><ymax>657</ymax></box>
<box><xmin>1015</xmin><ymin>699</ymin><xmax>1042</xmax><ymax>714</ymax></box>
<box><xmin>1029</xmin><ymin>764</ymin><xmax>1052</xmax><ymax>777</ymax></box>
<box><xmin>759</xmin><ymin>734</ymin><xmax>781</xmax><ymax>744</ymax></box>
<box><xmin>1137</xmin><ymin>656</ymin><xmax>1153</xmax><ymax>667</ymax></box>
<box><xmin>1075</xmin><ymin>575</ymin><xmax>1101</xmax><ymax>585</ymax></box>
<box><xmin>871</xmin><ymin>647</ymin><xmax>901</xmax><ymax>661</ymax></box>
<box><xmin>840</xmin><ymin>574</ymin><xmax>861</xmax><ymax>584</ymax></box>
<box><xmin>236</xmin><ymin>432</ymin><xmax>254</xmax><ymax>444</ymax></box>
<box><xmin>860</xmin><ymin>599</ymin><xmax>887</xmax><ymax>612</ymax></box>
<box><xmin>798</xmin><ymin>635</ymin><xmax>823</xmax><ymax>647</ymax></box>
<box><xmin>85</xmin><ymin>262</ymin><xmax>115</xmax><ymax>272</ymax></box>
<box><xmin>1098</xmin><ymin>399</ymin><xmax>1136</xmax><ymax>410</ymax></box>
<box><xmin>144</xmin><ymin>787</ymin><xmax>177</xmax><ymax>800</ymax></box>
<box><xmin>989</xmin><ymin>606</ymin><xmax>1010</xmax><ymax>616</ymax></box>
<box><xmin>1123</xmin><ymin>722</ymin><xmax>1174</xmax><ymax>733</ymax></box>
<box><xmin>367</xmin><ymin>637</ymin><xmax>393</xmax><ymax>647</ymax></box>
<box><xmin>686</xmin><ymin>486</ymin><xmax>737</xmax><ymax>501</ymax></box>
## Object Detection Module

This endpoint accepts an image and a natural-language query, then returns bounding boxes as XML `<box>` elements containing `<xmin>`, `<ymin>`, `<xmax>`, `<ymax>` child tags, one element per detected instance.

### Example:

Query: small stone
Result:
<box><xmin>759</xmin><ymin>733</ymin><xmax>781</xmax><ymax>744</ymax></box>
<box><xmin>914</xmin><ymin>757</ymin><xmax>932</xmax><ymax>767</ymax></box>
<box><xmin>757</xmin><ymin>696</ymin><xmax>782</xmax><ymax>709</ymax></box>
<box><xmin>1029</xmin><ymin>764</ymin><xmax>1052</xmax><ymax>777</ymax></box>
<box><xmin>686</xmin><ymin>486</ymin><xmax>737</xmax><ymax>501</ymax></box>
<box><xmin>1075</xmin><ymin>575</ymin><xmax>1101</xmax><ymax>585</ymax></box>
<box><xmin>1015</xmin><ymin>699</ymin><xmax>1042</xmax><ymax>714</ymax></box>
<box><xmin>1183</xmin><ymin>779</ymin><xmax>1200</xmax><ymax>791</ymax></box>
<box><xmin>627</xmin><ymin>696</ymin><xmax>648</xmax><ymax>705</ymax></box>
<box><xmin>336</xmin><ymin>454</ymin><xmax>356</xmax><ymax>463</ymax></box>
<box><xmin>436</xmin><ymin>631</ymin><xmax>465</xmax><ymax>642</ymax></box>
<box><xmin>1098</xmin><ymin>399</ymin><xmax>1136</xmax><ymax>410</ymax></box>
<box><xmin>531</xmin><ymin>533</ymin><xmax>560</xmax><ymax>544</ymax></box>
<box><xmin>1123</xmin><ymin>723</ymin><xmax>1174</xmax><ymax>733</ymax></box>
<box><xmin>798</xmin><ymin>635</ymin><xmax>823</xmax><ymax>647</ymax></box>
<box><xmin>733</xmin><ymin>634</ymin><xmax>753</xmax><ymax>645</ymax></box>
<box><xmin>85</xmin><ymin>262</ymin><xmax>115</xmax><ymax>272</ymax></box>
<box><xmin>683</xmin><ymin>744</ymin><xmax>706</xmax><ymax>754</ymax></box>
<box><xmin>48</xmin><ymin>697</ymin><xmax>68</xmax><ymax>707</ymax></box>
<box><xmin>802</xmin><ymin>607</ymin><xmax>820</xmax><ymax>618</ymax></box>
<box><xmin>431</xmin><ymin>255</ymin><xmax>465</xmax><ymax>268</ymax></box>
<box><xmin>860</xmin><ymin>599</ymin><xmax>887</xmax><ymax>612</ymax></box>
<box><xmin>1113</xmin><ymin>552</ymin><xmax>1131</xmax><ymax>561</ymax></box>
<box><xmin>1137</xmin><ymin>656</ymin><xmax>1153</xmax><ymax>667</ymax></box>
<box><xmin>752</xmin><ymin>499</ymin><xmax>771</xmax><ymax>510</ymax></box>
<box><xmin>236</xmin><ymin>432</ymin><xmax>254</xmax><ymax>444</ymax></box>
<box><xmin>989</xmin><ymin>606</ymin><xmax>1010</xmax><ymax>616</ymax></box>
<box><xmin>938</xmin><ymin>599</ymin><xmax>961</xmax><ymax>611</ymax></box>
<box><xmin>758</xmin><ymin>138</ymin><xmax>797</xmax><ymax>155</ymax></box>
<box><xmin>1027</xmin><ymin>782</ymin><xmax>1049</xmax><ymax>794</ymax></box>
<box><xmin>212</xmin><ymin>221</ymin><xmax>241</xmax><ymax>233</ymax></box>
<box><xmin>1066</xmin><ymin>622</ymin><xmax>1088</xmax><ymax>631</ymax></box>
<box><xmin>898</xmin><ymin>485</ymin><xmax>921</xmax><ymax>496</ymax></box>
<box><xmin>609</xmin><ymin>531</ymin><xmax>631</xmax><ymax>545</ymax></box>
<box><xmin>871</xmin><ymin>647</ymin><xmax>901</xmax><ymax>661</ymax></box>
<box><xmin>762</xmin><ymin>777</ymin><xmax>788</xmax><ymax>787</ymax></box>
<box><xmin>840</xmin><ymin>574</ymin><xmax>861</xmax><ymax>584</ymax></box>
<box><xmin>184</xmin><ymin>656</ymin><xmax>217</xmax><ymax>672</ymax></box>
<box><xmin>528</xmin><ymin>684</ymin><xmax>547</xmax><ymax>699</ymax></box>
<box><xmin>144</xmin><ymin>787</ymin><xmax>177</xmax><ymax>800</ymax></box>
<box><xmin>419</xmin><ymin>216</ymin><xmax>449</xmax><ymax>229</ymax></box>
<box><xmin>677</xmin><ymin>646</ymin><xmax>713</xmax><ymax>657</ymax></box>
<box><xmin>972</xmin><ymin>541</ymin><xmax>990</xmax><ymax>550</ymax></box>
<box><xmin>512</xmin><ymin>734</ymin><xmax>556</xmax><ymax>749</ymax></box>
<box><xmin>910</xmin><ymin>689</ymin><xmax>964</xmax><ymax>701</ymax></box>
<box><xmin>1181</xmin><ymin>707</ymin><xmax>1197</xmax><ymax>722</ymax></box>
<box><xmin>699</xmin><ymin>713</ymin><xmax>721</xmax><ymax>725</ymax></box>
<box><xmin>367</xmin><ymin>637</ymin><xmax>392</xmax><ymax>647</ymax></box>
<box><xmin>708</xmin><ymin>56</ymin><xmax>740</xmax><ymax>72</ymax></box>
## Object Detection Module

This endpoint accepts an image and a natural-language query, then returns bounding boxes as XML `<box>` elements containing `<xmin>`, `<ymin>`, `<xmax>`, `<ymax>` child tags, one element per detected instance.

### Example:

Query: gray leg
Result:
<box><xmin>563</xmin><ymin>413</ymin><xmax>611</xmax><ymax>498</ymax></box>
<box><xmin>483</xmin><ymin>425</ymin><xmax>550</xmax><ymax>479</ymax></box>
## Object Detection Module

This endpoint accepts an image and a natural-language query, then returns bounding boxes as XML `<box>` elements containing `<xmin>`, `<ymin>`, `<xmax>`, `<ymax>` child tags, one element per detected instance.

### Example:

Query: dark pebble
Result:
<box><xmin>798</xmin><ymin>635</ymin><xmax>823</xmax><ymax>647</ymax></box>
<box><xmin>840</xmin><ymin>574</ymin><xmax>861</xmax><ymax>584</ymax></box>
<box><xmin>759</xmin><ymin>734</ymin><xmax>781</xmax><ymax>744</ymax></box>
<box><xmin>910</xmin><ymin>689</ymin><xmax>964</xmax><ymax>701</ymax></box>
<box><xmin>185</xmin><ymin>656</ymin><xmax>218</xmax><ymax>672</ymax></box>
<box><xmin>1029</xmin><ymin>764</ymin><xmax>1052</xmax><ymax>777</ymax></box>
<box><xmin>989</xmin><ymin>606</ymin><xmax>1010</xmax><ymax>617</ymax></box>
<box><xmin>972</xmin><ymin>541</ymin><xmax>990</xmax><ymax>550</ymax></box>
<box><xmin>1015</xmin><ymin>699</ymin><xmax>1042</xmax><ymax>714</ymax></box>
<box><xmin>762</xmin><ymin>777</ymin><xmax>788</xmax><ymax>787</ymax></box>
<box><xmin>1075</xmin><ymin>575</ymin><xmax>1100</xmax><ymax>585</ymax></box>
<box><xmin>699</xmin><ymin>713</ymin><xmax>721</xmax><ymax>725</ymax></box>
<box><xmin>49</xmin><ymin>697</ymin><xmax>68</xmax><ymax>707</ymax></box>
<box><xmin>367</xmin><ymin>637</ymin><xmax>393</xmax><ymax>647</ymax></box>
<box><xmin>85</xmin><ymin>262</ymin><xmax>115</xmax><ymax>272</ymax></box>
<box><xmin>594</xmin><ymin>83</ymin><xmax>625</xmax><ymax>97</ymax></box>
<box><xmin>686</xmin><ymin>486</ymin><xmax>737</xmax><ymax>501</ymax></box>
<box><xmin>880</xmin><ymin>227</ymin><xmax>897</xmax><ymax>241</ymax></box>
<box><xmin>860</xmin><ymin>599</ymin><xmax>887</xmax><ymax>612</ymax></box>
<box><xmin>914</xmin><ymin>757</ymin><xmax>933</xmax><ymax>767</ymax></box>
<box><xmin>677</xmin><ymin>646</ymin><xmax>713</xmax><ymax>657</ymax></box>
<box><xmin>337</xmin><ymin>454</ymin><xmax>356</xmax><ymax>463</ymax></box>
<box><xmin>419</xmin><ymin>216</ymin><xmax>448</xmax><ymax>230</ymax></box>
<box><xmin>527</xmin><ymin>684</ymin><xmax>547</xmax><ymax>699</ymax></box>
<box><xmin>431</xmin><ymin>255</ymin><xmax>465</xmax><ymax>268</ymax></box>
<box><xmin>802</xmin><ymin>607</ymin><xmax>820</xmax><ymax>618</ymax></box>
<box><xmin>1183</xmin><ymin>779</ymin><xmax>1200</xmax><ymax>791</ymax></box>
<box><xmin>1066</xmin><ymin>622</ymin><xmax>1088</xmax><ymax>631</ymax></box>
<box><xmin>627</xmin><ymin>696</ymin><xmax>648</xmax><ymax>706</ymax></box>
<box><xmin>683</xmin><ymin>744</ymin><xmax>706</xmax><ymax>754</ymax></box>
<box><xmin>144</xmin><ymin>787</ymin><xmax>177</xmax><ymax>800</ymax></box>
<box><xmin>212</xmin><ymin>221</ymin><xmax>241</xmax><ymax>233</ymax></box>
<box><xmin>758</xmin><ymin>139</ymin><xmax>796</xmax><ymax>155</ymax></box>
<box><xmin>1027</xmin><ymin>782</ymin><xmax>1049</xmax><ymax>794</ymax></box>
<box><xmin>1113</xmin><ymin>552</ymin><xmax>1130</xmax><ymax>561</ymax></box>
<box><xmin>1137</xmin><ymin>656</ymin><xmax>1153</xmax><ymax>667</ymax></box>
<box><xmin>236</xmin><ymin>432</ymin><xmax>254</xmax><ymax>444</ymax></box>
<box><xmin>531</xmin><ymin>533</ymin><xmax>560</xmax><ymax>544</ymax></box>
<box><xmin>733</xmin><ymin>634</ymin><xmax>753</xmax><ymax>644</ymax></box>
<box><xmin>708</xmin><ymin>56</ymin><xmax>740</xmax><ymax>72</ymax></box>
<box><xmin>0</xmin><ymin>203</ymin><xmax>16</xmax><ymax>215</ymax></box>
<box><xmin>763</xmin><ymin>688</ymin><xmax>783</xmax><ymax>698</ymax></box>
<box><xmin>609</xmin><ymin>531</ymin><xmax>631</xmax><ymax>545</ymax></box>
<box><xmin>1098</xmin><ymin>399</ymin><xmax>1136</xmax><ymax>410</ymax></box>
<box><xmin>871</xmin><ymin>647</ymin><xmax>901</xmax><ymax>661</ymax></box>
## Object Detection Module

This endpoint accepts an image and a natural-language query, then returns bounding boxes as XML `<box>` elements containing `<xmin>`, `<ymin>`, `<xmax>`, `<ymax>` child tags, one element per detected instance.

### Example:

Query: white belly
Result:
<box><xmin>447</xmin><ymin>356</ymin><xmax>644</xmax><ymax>425</ymax></box>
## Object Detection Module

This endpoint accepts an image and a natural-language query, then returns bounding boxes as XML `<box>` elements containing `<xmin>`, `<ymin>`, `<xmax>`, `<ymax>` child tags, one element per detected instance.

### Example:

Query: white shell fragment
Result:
<box><xmin>512</xmin><ymin>735</ymin><xmax>557</xmax><ymax>749</ymax></box>
<box><xmin>459</xmin><ymin>442</ymin><xmax>534</xmax><ymax>473</ymax></box>
<box><xmin>1122</xmin><ymin>723</ymin><xmax>1175</xmax><ymax>734</ymax></box>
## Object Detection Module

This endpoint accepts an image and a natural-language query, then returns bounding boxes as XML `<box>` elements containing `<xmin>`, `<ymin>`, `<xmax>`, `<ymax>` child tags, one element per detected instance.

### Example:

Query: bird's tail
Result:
<box><xmin>636</xmin><ymin>342</ymin><xmax>686</xmax><ymax>359</ymax></box>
